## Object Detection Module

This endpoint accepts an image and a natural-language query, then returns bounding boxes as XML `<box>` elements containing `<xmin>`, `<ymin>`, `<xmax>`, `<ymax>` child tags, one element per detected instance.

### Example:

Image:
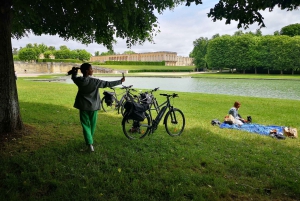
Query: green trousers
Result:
<box><xmin>80</xmin><ymin>110</ymin><xmax>98</xmax><ymax>145</ymax></box>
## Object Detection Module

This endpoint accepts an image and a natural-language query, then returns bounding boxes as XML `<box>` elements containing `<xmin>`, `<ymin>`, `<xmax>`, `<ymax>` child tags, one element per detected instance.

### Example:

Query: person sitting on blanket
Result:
<box><xmin>229</xmin><ymin>101</ymin><xmax>247</xmax><ymax>125</ymax></box>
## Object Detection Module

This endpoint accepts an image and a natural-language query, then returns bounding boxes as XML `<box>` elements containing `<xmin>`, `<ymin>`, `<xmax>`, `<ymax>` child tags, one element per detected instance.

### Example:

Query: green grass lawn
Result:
<box><xmin>0</xmin><ymin>76</ymin><xmax>300</xmax><ymax>201</ymax></box>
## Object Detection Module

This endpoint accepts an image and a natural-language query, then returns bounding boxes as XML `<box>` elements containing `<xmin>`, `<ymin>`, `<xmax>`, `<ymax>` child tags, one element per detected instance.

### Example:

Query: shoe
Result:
<box><xmin>89</xmin><ymin>144</ymin><xmax>94</xmax><ymax>152</ymax></box>
<box><xmin>274</xmin><ymin>134</ymin><xmax>286</xmax><ymax>140</ymax></box>
<box><xmin>129</xmin><ymin>127</ymin><xmax>138</xmax><ymax>133</ymax></box>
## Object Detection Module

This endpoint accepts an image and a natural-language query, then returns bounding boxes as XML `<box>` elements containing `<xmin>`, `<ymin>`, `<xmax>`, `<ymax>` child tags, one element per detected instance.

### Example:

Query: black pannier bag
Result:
<box><xmin>103</xmin><ymin>91</ymin><xmax>115</xmax><ymax>106</ymax></box>
<box><xmin>140</xmin><ymin>92</ymin><xmax>152</xmax><ymax>104</ymax></box>
<box><xmin>124</xmin><ymin>101</ymin><xmax>149</xmax><ymax>121</ymax></box>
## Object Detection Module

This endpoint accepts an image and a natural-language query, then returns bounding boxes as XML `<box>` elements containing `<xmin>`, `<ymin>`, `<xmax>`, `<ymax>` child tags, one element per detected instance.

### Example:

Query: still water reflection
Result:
<box><xmin>65</xmin><ymin>77</ymin><xmax>300</xmax><ymax>100</ymax></box>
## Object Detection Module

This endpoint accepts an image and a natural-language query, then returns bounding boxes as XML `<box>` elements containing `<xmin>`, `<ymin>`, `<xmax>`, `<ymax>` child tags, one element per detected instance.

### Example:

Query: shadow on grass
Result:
<box><xmin>1</xmin><ymin>101</ymin><xmax>300</xmax><ymax>200</ymax></box>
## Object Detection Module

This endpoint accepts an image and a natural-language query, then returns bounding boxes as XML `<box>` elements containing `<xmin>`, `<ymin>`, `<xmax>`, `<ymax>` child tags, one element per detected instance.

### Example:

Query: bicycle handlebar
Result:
<box><xmin>121</xmin><ymin>85</ymin><xmax>135</xmax><ymax>90</ymax></box>
<box><xmin>151</xmin><ymin>87</ymin><xmax>159</xmax><ymax>92</ymax></box>
<box><xmin>142</xmin><ymin>87</ymin><xmax>159</xmax><ymax>94</ymax></box>
<box><xmin>159</xmin><ymin>93</ymin><xmax>178</xmax><ymax>98</ymax></box>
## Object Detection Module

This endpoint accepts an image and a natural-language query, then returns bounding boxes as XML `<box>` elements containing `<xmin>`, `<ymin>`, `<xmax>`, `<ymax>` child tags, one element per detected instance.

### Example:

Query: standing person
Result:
<box><xmin>70</xmin><ymin>63</ymin><xmax>125</xmax><ymax>152</ymax></box>
<box><xmin>228</xmin><ymin>101</ymin><xmax>246</xmax><ymax>125</ymax></box>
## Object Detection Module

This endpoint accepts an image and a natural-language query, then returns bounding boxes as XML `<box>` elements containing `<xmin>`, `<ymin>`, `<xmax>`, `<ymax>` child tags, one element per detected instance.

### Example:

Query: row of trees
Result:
<box><xmin>94</xmin><ymin>50</ymin><xmax>136</xmax><ymax>56</ymax></box>
<box><xmin>14</xmin><ymin>44</ymin><xmax>137</xmax><ymax>61</ymax></box>
<box><xmin>207</xmin><ymin>35</ymin><xmax>300</xmax><ymax>74</ymax></box>
<box><xmin>14</xmin><ymin>44</ymin><xmax>92</xmax><ymax>61</ymax></box>
<box><xmin>190</xmin><ymin>24</ymin><xmax>300</xmax><ymax>74</ymax></box>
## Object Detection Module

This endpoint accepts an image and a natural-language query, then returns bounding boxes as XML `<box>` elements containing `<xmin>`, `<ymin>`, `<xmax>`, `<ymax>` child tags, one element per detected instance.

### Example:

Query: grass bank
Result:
<box><xmin>1</xmin><ymin>77</ymin><xmax>299</xmax><ymax>200</ymax></box>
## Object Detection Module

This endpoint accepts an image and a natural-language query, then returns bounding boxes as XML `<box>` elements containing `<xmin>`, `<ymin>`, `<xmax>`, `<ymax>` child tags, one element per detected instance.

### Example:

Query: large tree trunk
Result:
<box><xmin>0</xmin><ymin>0</ymin><xmax>23</xmax><ymax>134</ymax></box>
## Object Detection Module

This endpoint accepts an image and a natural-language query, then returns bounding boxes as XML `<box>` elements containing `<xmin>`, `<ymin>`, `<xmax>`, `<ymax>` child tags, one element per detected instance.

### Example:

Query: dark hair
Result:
<box><xmin>234</xmin><ymin>101</ymin><xmax>241</xmax><ymax>107</ymax></box>
<box><xmin>80</xmin><ymin>63</ymin><xmax>91</xmax><ymax>75</ymax></box>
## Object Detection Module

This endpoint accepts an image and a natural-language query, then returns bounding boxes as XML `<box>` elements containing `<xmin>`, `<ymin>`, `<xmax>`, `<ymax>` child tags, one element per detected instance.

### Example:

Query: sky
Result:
<box><xmin>11</xmin><ymin>1</ymin><xmax>300</xmax><ymax>57</ymax></box>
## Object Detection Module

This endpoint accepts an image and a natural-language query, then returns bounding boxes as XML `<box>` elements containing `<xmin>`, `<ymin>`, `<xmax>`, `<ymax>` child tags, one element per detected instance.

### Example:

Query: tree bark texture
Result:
<box><xmin>0</xmin><ymin>0</ymin><xmax>23</xmax><ymax>134</ymax></box>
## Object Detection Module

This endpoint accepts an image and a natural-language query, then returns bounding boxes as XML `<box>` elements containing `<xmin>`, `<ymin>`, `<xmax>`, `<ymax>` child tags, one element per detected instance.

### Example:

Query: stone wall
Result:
<box><xmin>14</xmin><ymin>62</ymin><xmax>114</xmax><ymax>74</ymax></box>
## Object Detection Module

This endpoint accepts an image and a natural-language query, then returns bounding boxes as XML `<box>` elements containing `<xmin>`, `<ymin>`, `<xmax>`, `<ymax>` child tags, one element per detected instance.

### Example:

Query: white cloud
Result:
<box><xmin>11</xmin><ymin>1</ymin><xmax>300</xmax><ymax>57</ymax></box>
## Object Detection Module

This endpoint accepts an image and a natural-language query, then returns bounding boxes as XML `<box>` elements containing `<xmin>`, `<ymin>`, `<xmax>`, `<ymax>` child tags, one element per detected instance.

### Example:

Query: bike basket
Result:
<box><xmin>140</xmin><ymin>92</ymin><xmax>152</xmax><ymax>104</ymax></box>
<box><xmin>124</xmin><ymin>101</ymin><xmax>149</xmax><ymax>121</ymax></box>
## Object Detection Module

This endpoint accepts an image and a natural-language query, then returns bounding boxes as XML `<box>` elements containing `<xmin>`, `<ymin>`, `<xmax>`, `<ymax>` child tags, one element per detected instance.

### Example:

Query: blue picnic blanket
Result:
<box><xmin>220</xmin><ymin>123</ymin><xmax>284</xmax><ymax>136</ymax></box>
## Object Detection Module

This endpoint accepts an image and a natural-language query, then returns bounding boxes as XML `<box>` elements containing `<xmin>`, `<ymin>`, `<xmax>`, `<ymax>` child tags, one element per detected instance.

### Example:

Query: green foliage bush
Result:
<box><xmin>194</xmin><ymin>34</ymin><xmax>300</xmax><ymax>74</ymax></box>
<box><xmin>129</xmin><ymin>69</ymin><xmax>191</xmax><ymax>73</ymax></box>
<box><xmin>91</xmin><ymin>61</ymin><xmax>102</xmax><ymax>65</ymax></box>
<box><xmin>18</xmin><ymin>48</ymin><xmax>38</xmax><ymax>61</ymax></box>
<box><xmin>13</xmin><ymin>55</ymin><xmax>20</xmax><ymax>61</ymax></box>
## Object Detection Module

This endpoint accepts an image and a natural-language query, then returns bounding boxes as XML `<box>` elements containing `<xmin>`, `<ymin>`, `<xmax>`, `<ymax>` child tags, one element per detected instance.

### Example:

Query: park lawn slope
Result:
<box><xmin>0</xmin><ymin>77</ymin><xmax>299</xmax><ymax>201</ymax></box>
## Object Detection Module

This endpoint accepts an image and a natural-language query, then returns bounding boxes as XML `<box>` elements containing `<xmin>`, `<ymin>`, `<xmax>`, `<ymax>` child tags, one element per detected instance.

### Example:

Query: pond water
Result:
<box><xmin>64</xmin><ymin>77</ymin><xmax>300</xmax><ymax>101</ymax></box>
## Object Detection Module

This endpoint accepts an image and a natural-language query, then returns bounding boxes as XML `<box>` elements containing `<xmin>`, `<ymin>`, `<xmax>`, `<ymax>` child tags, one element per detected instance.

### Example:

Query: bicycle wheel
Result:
<box><xmin>122</xmin><ymin>113</ymin><xmax>151</xmax><ymax>139</ymax></box>
<box><xmin>101</xmin><ymin>97</ymin><xmax>118</xmax><ymax>113</ymax></box>
<box><xmin>164</xmin><ymin>108</ymin><xmax>185</xmax><ymax>136</ymax></box>
<box><xmin>119</xmin><ymin>98</ymin><xmax>127</xmax><ymax>116</ymax></box>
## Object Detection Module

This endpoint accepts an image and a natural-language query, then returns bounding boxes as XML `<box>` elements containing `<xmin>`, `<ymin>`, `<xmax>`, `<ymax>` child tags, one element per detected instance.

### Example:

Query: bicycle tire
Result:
<box><xmin>101</xmin><ymin>97</ymin><xmax>118</xmax><ymax>113</ymax></box>
<box><xmin>122</xmin><ymin>113</ymin><xmax>151</xmax><ymax>139</ymax></box>
<box><xmin>117</xmin><ymin>97</ymin><xmax>126</xmax><ymax>115</ymax></box>
<box><xmin>164</xmin><ymin>108</ymin><xmax>185</xmax><ymax>136</ymax></box>
<box><xmin>119</xmin><ymin>98</ymin><xmax>127</xmax><ymax>116</ymax></box>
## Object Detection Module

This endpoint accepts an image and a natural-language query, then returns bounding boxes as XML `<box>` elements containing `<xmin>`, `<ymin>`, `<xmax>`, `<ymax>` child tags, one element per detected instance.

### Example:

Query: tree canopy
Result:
<box><xmin>208</xmin><ymin>0</ymin><xmax>300</xmax><ymax>28</ymax></box>
<box><xmin>11</xmin><ymin>0</ymin><xmax>201</xmax><ymax>50</ymax></box>
<box><xmin>205</xmin><ymin>34</ymin><xmax>300</xmax><ymax>74</ymax></box>
<box><xmin>18</xmin><ymin>48</ymin><xmax>37</xmax><ymax>61</ymax></box>
<box><xmin>189</xmin><ymin>37</ymin><xmax>208</xmax><ymax>68</ymax></box>
<box><xmin>280</xmin><ymin>23</ymin><xmax>300</xmax><ymax>36</ymax></box>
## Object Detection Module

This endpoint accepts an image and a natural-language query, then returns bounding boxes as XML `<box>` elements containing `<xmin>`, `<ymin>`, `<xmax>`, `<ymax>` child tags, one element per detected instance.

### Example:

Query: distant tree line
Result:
<box><xmin>94</xmin><ymin>50</ymin><xmax>135</xmax><ymax>56</ymax></box>
<box><xmin>13</xmin><ymin>43</ymin><xmax>92</xmax><ymax>62</ymax></box>
<box><xmin>190</xmin><ymin>23</ymin><xmax>300</xmax><ymax>74</ymax></box>
<box><xmin>13</xmin><ymin>44</ymin><xmax>136</xmax><ymax>62</ymax></box>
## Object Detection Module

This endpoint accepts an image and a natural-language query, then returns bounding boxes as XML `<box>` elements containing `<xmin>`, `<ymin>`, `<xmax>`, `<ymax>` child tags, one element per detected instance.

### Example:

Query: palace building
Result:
<box><xmin>90</xmin><ymin>51</ymin><xmax>193</xmax><ymax>66</ymax></box>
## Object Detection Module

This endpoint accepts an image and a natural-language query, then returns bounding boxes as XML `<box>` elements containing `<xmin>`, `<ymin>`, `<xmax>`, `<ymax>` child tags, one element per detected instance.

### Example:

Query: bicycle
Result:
<box><xmin>122</xmin><ymin>93</ymin><xmax>185</xmax><ymax>139</ymax></box>
<box><xmin>101</xmin><ymin>85</ymin><xmax>137</xmax><ymax>114</ymax></box>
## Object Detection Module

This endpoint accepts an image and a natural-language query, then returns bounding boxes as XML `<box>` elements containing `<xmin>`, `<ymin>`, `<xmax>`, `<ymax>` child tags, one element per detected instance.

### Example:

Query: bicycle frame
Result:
<box><xmin>146</xmin><ymin>94</ymin><xmax>177</xmax><ymax>133</ymax></box>
<box><xmin>149</xmin><ymin>89</ymin><xmax>160</xmax><ymax>114</ymax></box>
<box><xmin>102</xmin><ymin>85</ymin><xmax>137</xmax><ymax>114</ymax></box>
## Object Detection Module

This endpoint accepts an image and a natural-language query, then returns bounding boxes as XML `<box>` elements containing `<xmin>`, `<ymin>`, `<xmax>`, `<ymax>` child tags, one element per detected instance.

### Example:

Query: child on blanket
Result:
<box><xmin>229</xmin><ymin>101</ymin><xmax>247</xmax><ymax>125</ymax></box>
